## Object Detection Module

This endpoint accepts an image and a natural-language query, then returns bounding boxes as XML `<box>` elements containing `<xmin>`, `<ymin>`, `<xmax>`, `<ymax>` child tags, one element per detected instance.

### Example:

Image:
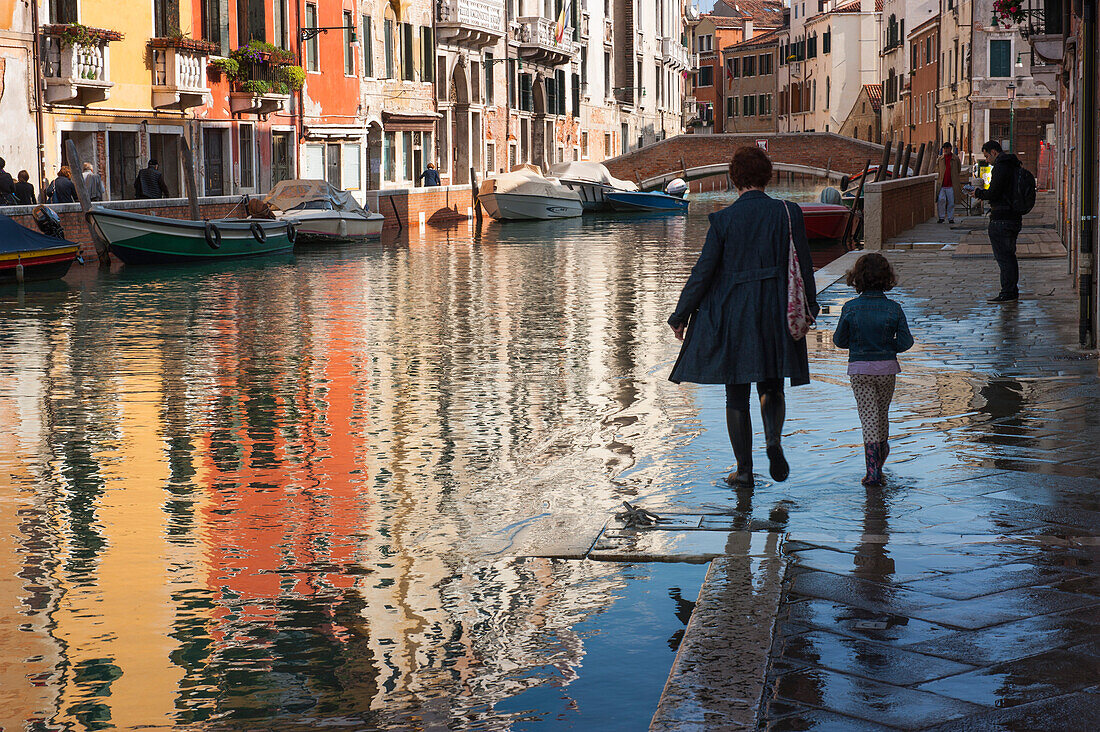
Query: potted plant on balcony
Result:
<box><xmin>992</xmin><ymin>0</ymin><xmax>1027</xmax><ymax>25</ymax></box>
<box><xmin>150</xmin><ymin>32</ymin><xmax>217</xmax><ymax>54</ymax></box>
<box><xmin>44</xmin><ymin>23</ymin><xmax>124</xmax><ymax>47</ymax></box>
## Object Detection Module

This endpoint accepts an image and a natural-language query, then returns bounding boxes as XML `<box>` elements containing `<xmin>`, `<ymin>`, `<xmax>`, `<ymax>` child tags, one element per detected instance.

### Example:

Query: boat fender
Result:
<box><xmin>249</xmin><ymin>222</ymin><xmax>267</xmax><ymax>244</ymax></box>
<box><xmin>285</xmin><ymin>221</ymin><xmax>297</xmax><ymax>245</ymax></box>
<box><xmin>204</xmin><ymin>221</ymin><xmax>222</xmax><ymax>250</ymax></box>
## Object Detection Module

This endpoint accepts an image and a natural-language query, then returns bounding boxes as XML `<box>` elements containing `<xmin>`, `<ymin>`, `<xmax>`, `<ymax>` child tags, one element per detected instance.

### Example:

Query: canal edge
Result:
<box><xmin>649</xmin><ymin>532</ymin><xmax>789</xmax><ymax>731</ymax></box>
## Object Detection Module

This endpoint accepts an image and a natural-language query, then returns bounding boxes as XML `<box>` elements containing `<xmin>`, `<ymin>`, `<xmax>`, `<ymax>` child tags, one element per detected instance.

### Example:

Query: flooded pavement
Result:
<box><xmin>0</xmin><ymin>184</ymin><xmax>831</xmax><ymax>731</ymax></box>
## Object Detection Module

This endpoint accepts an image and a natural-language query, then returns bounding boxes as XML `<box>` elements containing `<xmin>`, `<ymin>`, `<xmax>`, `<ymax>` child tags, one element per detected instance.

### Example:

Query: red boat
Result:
<box><xmin>797</xmin><ymin>202</ymin><xmax>860</xmax><ymax>248</ymax></box>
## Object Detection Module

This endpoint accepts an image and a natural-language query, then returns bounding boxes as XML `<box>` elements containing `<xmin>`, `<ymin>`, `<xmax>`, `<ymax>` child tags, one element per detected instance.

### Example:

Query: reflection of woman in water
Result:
<box><xmin>832</xmin><ymin>254</ymin><xmax>914</xmax><ymax>486</ymax></box>
<box><xmin>667</xmin><ymin>146</ymin><xmax>819</xmax><ymax>487</ymax></box>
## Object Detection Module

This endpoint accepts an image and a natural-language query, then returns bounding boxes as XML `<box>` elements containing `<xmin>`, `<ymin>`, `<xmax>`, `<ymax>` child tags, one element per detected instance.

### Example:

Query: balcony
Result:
<box><xmin>41</xmin><ymin>25</ymin><xmax>120</xmax><ymax>105</ymax></box>
<box><xmin>150</xmin><ymin>38</ymin><xmax>213</xmax><ymax>111</ymax></box>
<box><xmin>513</xmin><ymin>16</ymin><xmax>576</xmax><ymax>66</ymax></box>
<box><xmin>229</xmin><ymin>62</ymin><xmax>290</xmax><ymax>116</ymax></box>
<box><xmin>662</xmin><ymin>37</ymin><xmax>691</xmax><ymax>69</ymax></box>
<box><xmin>604</xmin><ymin>18</ymin><xmax>613</xmax><ymax>46</ymax></box>
<box><xmin>436</xmin><ymin>0</ymin><xmax>505</xmax><ymax>48</ymax></box>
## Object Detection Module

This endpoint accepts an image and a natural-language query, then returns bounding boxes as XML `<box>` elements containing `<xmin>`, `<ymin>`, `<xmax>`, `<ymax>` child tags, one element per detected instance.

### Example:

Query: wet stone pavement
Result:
<box><xmin>624</xmin><ymin>238</ymin><xmax>1100</xmax><ymax>730</ymax></box>
<box><xmin>757</xmin><ymin>251</ymin><xmax>1100</xmax><ymax>731</ymax></box>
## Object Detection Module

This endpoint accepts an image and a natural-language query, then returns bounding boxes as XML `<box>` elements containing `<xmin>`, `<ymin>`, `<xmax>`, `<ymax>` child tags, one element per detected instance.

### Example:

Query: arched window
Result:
<box><xmin>825</xmin><ymin>77</ymin><xmax>830</xmax><ymax>108</ymax></box>
<box><xmin>811</xmin><ymin>79</ymin><xmax>816</xmax><ymax>110</ymax></box>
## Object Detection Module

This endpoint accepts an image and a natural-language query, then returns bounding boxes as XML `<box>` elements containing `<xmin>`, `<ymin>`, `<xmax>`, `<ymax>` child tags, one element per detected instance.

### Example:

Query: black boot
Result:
<box><xmin>725</xmin><ymin>407</ymin><xmax>754</xmax><ymax>487</ymax></box>
<box><xmin>760</xmin><ymin>388</ymin><xmax>790</xmax><ymax>482</ymax></box>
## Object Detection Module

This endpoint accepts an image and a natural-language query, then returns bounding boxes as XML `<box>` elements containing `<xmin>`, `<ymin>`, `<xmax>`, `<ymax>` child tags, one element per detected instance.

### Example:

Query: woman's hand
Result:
<box><xmin>671</xmin><ymin>323</ymin><xmax>686</xmax><ymax>341</ymax></box>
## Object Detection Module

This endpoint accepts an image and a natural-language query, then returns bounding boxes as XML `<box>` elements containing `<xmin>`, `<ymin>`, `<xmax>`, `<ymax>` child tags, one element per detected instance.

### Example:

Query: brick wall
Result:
<box><xmin>0</xmin><ymin>186</ymin><xmax>475</xmax><ymax>261</ymax></box>
<box><xmin>602</xmin><ymin>132</ymin><xmax>885</xmax><ymax>187</ymax></box>
<box><xmin>863</xmin><ymin>174</ymin><xmax>937</xmax><ymax>249</ymax></box>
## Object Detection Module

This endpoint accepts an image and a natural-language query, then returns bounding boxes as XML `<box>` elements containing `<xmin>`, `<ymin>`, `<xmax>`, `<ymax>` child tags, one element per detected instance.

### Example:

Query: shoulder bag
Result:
<box><xmin>783</xmin><ymin>201</ymin><xmax>814</xmax><ymax>340</ymax></box>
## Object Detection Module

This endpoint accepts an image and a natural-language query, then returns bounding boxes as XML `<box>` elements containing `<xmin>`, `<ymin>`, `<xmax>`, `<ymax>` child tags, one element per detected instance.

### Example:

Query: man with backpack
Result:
<box><xmin>968</xmin><ymin>140</ymin><xmax>1036</xmax><ymax>303</ymax></box>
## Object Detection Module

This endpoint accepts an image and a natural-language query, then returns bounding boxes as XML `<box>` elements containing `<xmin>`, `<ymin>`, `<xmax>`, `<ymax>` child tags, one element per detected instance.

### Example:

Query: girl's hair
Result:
<box><xmin>845</xmin><ymin>253</ymin><xmax>898</xmax><ymax>292</ymax></box>
<box><xmin>17</xmin><ymin>170</ymin><xmax>29</xmax><ymax>182</ymax></box>
<box><xmin>728</xmin><ymin>146</ymin><xmax>773</xmax><ymax>190</ymax></box>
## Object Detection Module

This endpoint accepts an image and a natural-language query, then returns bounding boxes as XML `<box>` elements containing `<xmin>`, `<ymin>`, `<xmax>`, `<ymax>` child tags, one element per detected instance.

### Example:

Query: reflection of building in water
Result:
<box><xmin>0</xmin><ymin>220</ymin><xmax>700</xmax><ymax>727</ymax></box>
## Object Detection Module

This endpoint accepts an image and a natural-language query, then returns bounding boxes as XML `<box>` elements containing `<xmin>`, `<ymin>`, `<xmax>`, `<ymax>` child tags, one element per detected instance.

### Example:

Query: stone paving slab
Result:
<box><xmin>954</xmin><ymin>228</ymin><xmax>1067</xmax><ymax>258</ymax></box>
<box><xmin>650</xmin><ymin>538</ymin><xmax>787</xmax><ymax>731</ymax></box>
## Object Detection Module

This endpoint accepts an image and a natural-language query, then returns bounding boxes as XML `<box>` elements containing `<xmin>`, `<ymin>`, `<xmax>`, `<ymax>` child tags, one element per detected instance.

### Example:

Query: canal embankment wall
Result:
<box><xmin>1</xmin><ymin>185</ymin><xmax>474</xmax><ymax>260</ymax></box>
<box><xmin>863</xmin><ymin>174</ymin><xmax>938</xmax><ymax>250</ymax></box>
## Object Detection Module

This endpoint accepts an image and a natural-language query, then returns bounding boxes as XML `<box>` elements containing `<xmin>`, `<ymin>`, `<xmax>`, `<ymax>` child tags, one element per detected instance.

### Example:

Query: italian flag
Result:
<box><xmin>555</xmin><ymin>0</ymin><xmax>570</xmax><ymax>44</ymax></box>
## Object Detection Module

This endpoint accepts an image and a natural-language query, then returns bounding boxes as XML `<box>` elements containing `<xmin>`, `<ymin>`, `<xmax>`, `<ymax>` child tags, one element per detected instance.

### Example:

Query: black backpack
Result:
<box><xmin>1010</xmin><ymin>166</ymin><xmax>1037</xmax><ymax>216</ymax></box>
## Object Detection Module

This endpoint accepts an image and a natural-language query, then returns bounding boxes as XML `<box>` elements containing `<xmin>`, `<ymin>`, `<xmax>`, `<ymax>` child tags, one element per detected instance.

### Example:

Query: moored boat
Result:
<box><xmin>605</xmin><ymin>190</ymin><xmax>690</xmax><ymax>214</ymax></box>
<box><xmin>263</xmin><ymin>179</ymin><xmax>384</xmax><ymax>243</ymax></box>
<box><xmin>0</xmin><ymin>213</ymin><xmax>80</xmax><ymax>284</ymax></box>
<box><xmin>548</xmin><ymin>161</ymin><xmax>639</xmax><ymax>212</ymax></box>
<box><xmin>478</xmin><ymin>167</ymin><xmax>584</xmax><ymax>220</ymax></box>
<box><xmin>87</xmin><ymin>208</ymin><xmax>294</xmax><ymax>265</ymax></box>
<box><xmin>797</xmin><ymin>202</ymin><xmax>860</xmax><ymax>247</ymax></box>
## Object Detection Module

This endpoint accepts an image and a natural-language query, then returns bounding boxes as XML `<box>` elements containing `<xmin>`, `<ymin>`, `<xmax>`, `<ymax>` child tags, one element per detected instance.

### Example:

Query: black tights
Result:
<box><xmin>724</xmin><ymin>380</ymin><xmax>786</xmax><ymax>476</ymax></box>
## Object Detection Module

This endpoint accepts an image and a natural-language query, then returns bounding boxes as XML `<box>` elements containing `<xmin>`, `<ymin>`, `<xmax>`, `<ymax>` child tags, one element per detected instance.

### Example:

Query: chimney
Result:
<box><xmin>745</xmin><ymin>19</ymin><xmax>754</xmax><ymax>40</ymax></box>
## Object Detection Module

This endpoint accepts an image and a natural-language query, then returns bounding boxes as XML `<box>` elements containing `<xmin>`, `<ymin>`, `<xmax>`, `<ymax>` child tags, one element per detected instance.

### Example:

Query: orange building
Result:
<box><xmin>907</xmin><ymin>15</ymin><xmax>939</xmax><ymax>153</ymax></box>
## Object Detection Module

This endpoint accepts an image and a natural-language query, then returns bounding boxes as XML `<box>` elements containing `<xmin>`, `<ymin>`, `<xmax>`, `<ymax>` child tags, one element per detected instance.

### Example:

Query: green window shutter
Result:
<box><xmin>989</xmin><ymin>39</ymin><xmax>1011</xmax><ymax>77</ymax></box>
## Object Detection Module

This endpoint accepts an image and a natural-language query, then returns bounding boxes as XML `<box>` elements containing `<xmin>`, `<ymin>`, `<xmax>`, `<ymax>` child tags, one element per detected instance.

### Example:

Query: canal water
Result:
<box><xmin>0</xmin><ymin>183</ymin><xmax>832</xmax><ymax>730</ymax></box>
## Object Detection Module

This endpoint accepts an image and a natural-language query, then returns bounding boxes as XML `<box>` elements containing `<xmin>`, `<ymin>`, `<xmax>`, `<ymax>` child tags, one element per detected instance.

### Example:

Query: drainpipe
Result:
<box><xmin>296</xmin><ymin>0</ymin><xmax>304</xmax><ymax>177</ymax></box>
<box><xmin>1079</xmin><ymin>0</ymin><xmax>1097</xmax><ymax>348</ymax></box>
<box><xmin>30</xmin><ymin>0</ymin><xmax>45</xmax><ymax>198</ymax></box>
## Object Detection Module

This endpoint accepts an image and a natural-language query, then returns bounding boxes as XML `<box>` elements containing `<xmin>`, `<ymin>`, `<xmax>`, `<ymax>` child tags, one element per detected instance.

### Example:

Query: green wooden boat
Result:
<box><xmin>86</xmin><ymin>208</ymin><xmax>295</xmax><ymax>264</ymax></box>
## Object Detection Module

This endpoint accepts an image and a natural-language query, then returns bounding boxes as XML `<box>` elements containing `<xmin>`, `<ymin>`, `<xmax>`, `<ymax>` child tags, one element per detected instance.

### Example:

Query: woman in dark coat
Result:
<box><xmin>668</xmin><ymin>146</ymin><xmax>819</xmax><ymax>487</ymax></box>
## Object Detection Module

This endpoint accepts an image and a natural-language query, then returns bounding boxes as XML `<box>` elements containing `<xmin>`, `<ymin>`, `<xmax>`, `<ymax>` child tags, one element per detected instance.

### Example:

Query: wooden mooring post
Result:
<box><xmin>63</xmin><ymin>138</ymin><xmax>110</xmax><ymax>265</ymax></box>
<box><xmin>180</xmin><ymin>138</ymin><xmax>202</xmax><ymax>221</ymax></box>
<box><xmin>899</xmin><ymin>145</ymin><xmax>913</xmax><ymax>179</ymax></box>
<box><xmin>875</xmin><ymin>141</ymin><xmax>892</xmax><ymax>182</ymax></box>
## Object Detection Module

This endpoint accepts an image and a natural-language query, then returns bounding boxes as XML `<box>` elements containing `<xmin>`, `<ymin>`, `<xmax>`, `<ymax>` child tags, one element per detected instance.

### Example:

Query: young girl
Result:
<box><xmin>832</xmin><ymin>254</ymin><xmax>914</xmax><ymax>486</ymax></box>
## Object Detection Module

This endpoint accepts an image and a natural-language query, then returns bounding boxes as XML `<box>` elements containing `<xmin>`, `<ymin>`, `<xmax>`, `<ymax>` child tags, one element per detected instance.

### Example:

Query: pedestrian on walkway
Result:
<box><xmin>82</xmin><ymin>162</ymin><xmax>105</xmax><ymax>202</ymax></box>
<box><xmin>668</xmin><ymin>145</ymin><xmax>819</xmax><ymax>487</ymax></box>
<box><xmin>134</xmin><ymin>159</ymin><xmax>170</xmax><ymax>199</ymax></box>
<box><xmin>14</xmin><ymin>170</ymin><xmax>35</xmax><ymax>205</ymax></box>
<box><xmin>417</xmin><ymin>162</ymin><xmax>441</xmax><ymax>187</ymax></box>
<box><xmin>968</xmin><ymin>140</ymin><xmax>1024</xmax><ymax>303</ymax></box>
<box><xmin>46</xmin><ymin>166</ymin><xmax>78</xmax><ymax>204</ymax></box>
<box><xmin>0</xmin><ymin>157</ymin><xmax>16</xmax><ymax>205</ymax></box>
<box><xmin>935</xmin><ymin>142</ymin><xmax>964</xmax><ymax>224</ymax></box>
<box><xmin>832</xmin><ymin>253</ymin><xmax>914</xmax><ymax>487</ymax></box>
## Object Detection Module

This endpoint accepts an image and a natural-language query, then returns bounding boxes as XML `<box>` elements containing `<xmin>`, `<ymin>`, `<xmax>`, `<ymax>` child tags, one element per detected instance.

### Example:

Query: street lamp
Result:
<box><xmin>1006</xmin><ymin>82</ymin><xmax>1017</xmax><ymax>153</ymax></box>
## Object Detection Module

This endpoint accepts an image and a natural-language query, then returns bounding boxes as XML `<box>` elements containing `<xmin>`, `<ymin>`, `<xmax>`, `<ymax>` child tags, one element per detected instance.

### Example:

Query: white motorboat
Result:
<box><xmin>264</xmin><ymin>179</ymin><xmax>385</xmax><ymax>243</ymax></box>
<box><xmin>548</xmin><ymin>161</ymin><xmax>639</xmax><ymax>212</ymax></box>
<box><xmin>478</xmin><ymin>166</ymin><xmax>584</xmax><ymax>220</ymax></box>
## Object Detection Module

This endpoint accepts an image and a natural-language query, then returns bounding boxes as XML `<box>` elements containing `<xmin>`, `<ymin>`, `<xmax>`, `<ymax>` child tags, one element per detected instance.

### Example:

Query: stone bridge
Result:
<box><xmin>603</xmin><ymin>133</ymin><xmax>885</xmax><ymax>191</ymax></box>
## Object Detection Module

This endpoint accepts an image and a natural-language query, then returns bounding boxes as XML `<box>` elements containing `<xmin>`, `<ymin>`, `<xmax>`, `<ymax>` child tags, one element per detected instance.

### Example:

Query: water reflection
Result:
<box><xmin>0</xmin><ymin>187</ymin><xmax>826</xmax><ymax>730</ymax></box>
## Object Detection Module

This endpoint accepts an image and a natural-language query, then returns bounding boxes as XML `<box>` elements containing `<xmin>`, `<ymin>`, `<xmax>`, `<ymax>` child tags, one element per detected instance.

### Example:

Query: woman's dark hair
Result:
<box><xmin>728</xmin><ymin>146</ymin><xmax>773</xmax><ymax>190</ymax></box>
<box><xmin>17</xmin><ymin>170</ymin><xmax>29</xmax><ymax>182</ymax></box>
<box><xmin>845</xmin><ymin>253</ymin><xmax>897</xmax><ymax>292</ymax></box>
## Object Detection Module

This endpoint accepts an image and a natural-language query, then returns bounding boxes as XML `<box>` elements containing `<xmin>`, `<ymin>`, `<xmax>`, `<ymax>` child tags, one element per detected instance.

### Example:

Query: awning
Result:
<box><xmin>304</xmin><ymin>125</ymin><xmax>365</xmax><ymax>139</ymax></box>
<box><xmin>382</xmin><ymin>110</ymin><xmax>442</xmax><ymax>132</ymax></box>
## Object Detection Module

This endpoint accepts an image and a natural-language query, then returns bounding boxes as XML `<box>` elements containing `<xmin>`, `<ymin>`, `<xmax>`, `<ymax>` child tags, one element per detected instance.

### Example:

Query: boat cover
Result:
<box><xmin>0</xmin><ymin>212</ymin><xmax>76</xmax><ymax>253</ymax></box>
<box><xmin>479</xmin><ymin>168</ymin><xmax>582</xmax><ymax>200</ymax></box>
<box><xmin>548</xmin><ymin>161</ymin><xmax>638</xmax><ymax>191</ymax></box>
<box><xmin>263</xmin><ymin>179</ymin><xmax>373</xmax><ymax>215</ymax></box>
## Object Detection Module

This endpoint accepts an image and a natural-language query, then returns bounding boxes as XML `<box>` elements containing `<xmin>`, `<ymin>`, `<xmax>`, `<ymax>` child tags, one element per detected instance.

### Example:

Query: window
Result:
<box><xmin>421</xmin><ymin>27</ymin><xmax>434</xmax><ymax>82</ymax></box>
<box><xmin>989</xmin><ymin>39</ymin><xmax>1011</xmax><ymax>77</ymax></box>
<box><xmin>730</xmin><ymin>57</ymin><xmax>740</xmax><ymax>78</ymax></box>
<box><xmin>384</xmin><ymin>18</ymin><xmax>395</xmax><ymax>79</ymax></box>
<box><xmin>696</xmin><ymin>65</ymin><xmax>713</xmax><ymax>87</ymax></box>
<box><xmin>759</xmin><ymin>53</ymin><xmax>772</xmax><ymax>75</ymax></box>
<box><xmin>727</xmin><ymin>96</ymin><xmax>735</xmax><ymax>117</ymax></box>
<box><xmin>342</xmin><ymin>143</ymin><xmax>360</xmax><ymax>189</ymax></box>
<box><xmin>154</xmin><ymin>0</ymin><xmax>174</xmax><ymax>37</ymax></box>
<box><xmin>383</xmin><ymin>132</ymin><xmax>396</xmax><ymax>182</ymax></box>
<box><xmin>822</xmin><ymin>28</ymin><xmax>830</xmax><ymax>54</ymax></box>
<box><xmin>344</xmin><ymin>11</ymin><xmax>355</xmax><ymax>75</ymax></box>
<box><xmin>201</xmin><ymin>0</ymin><xmax>228</xmax><ymax>55</ymax></box>
<box><xmin>743</xmin><ymin>55</ymin><xmax>755</xmax><ymax>76</ymax></box>
<box><xmin>808</xmin><ymin>33</ymin><xmax>817</xmax><ymax>58</ymax></box>
<box><xmin>239</xmin><ymin>124</ymin><xmax>255</xmax><ymax>189</ymax></box>
<box><xmin>758</xmin><ymin>93</ymin><xmax>767</xmax><ymax>115</ymax></box>
<box><xmin>403</xmin><ymin>131</ymin><xmax>414</xmax><ymax>180</ymax></box>
<box><xmin>402</xmin><ymin>23</ymin><xmax>415</xmax><ymax>81</ymax></box>
<box><xmin>274</xmin><ymin>0</ymin><xmax>290</xmax><ymax>48</ymax></box>
<box><xmin>604</xmin><ymin>132</ymin><xmax>612</xmax><ymax>156</ymax></box>
<box><xmin>604</xmin><ymin>52</ymin><xmax>611</xmax><ymax>98</ymax></box>
<box><xmin>485</xmin><ymin>52</ymin><xmax>494</xmax><ymax>104</ymax></box>
<box><xmin>742</xmin><ymin>94</ymin><xmax>755</xmax><ymax>116</ymax></box>
<box><xmin>520</xmin><ymin>73</ymin><xmax>532</xmax><ymax>111</ymax></box>
<box><xmin>362</xmin><ymin>15</ymin><xmax>373</xmax><ymax>77</ymax></box>
<box><xmin>305</xmin><ymin>4</ymin><xmax>319</xmax><ymax>71</ymax></box>
<box><xmin>581</xmin><ymin>131</ymin><xmax>588</xmax><ymax>158</ymax></box>
<box><xmin>303</xmin><ymin>143</ymin><xmax>324</xmax><ymax>179</ymax></box>
<box><xmin>50</xmin><ymin>0</ymin><xmax>77</xmax><ymax>24</ymax></box>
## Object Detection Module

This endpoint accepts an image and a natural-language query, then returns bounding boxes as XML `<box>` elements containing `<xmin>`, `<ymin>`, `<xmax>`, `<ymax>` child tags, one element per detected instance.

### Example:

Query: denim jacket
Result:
<box><xmin>832</xmin><ymin>291</ymin><xmax>915</xmax><ymax>362</ymax></box>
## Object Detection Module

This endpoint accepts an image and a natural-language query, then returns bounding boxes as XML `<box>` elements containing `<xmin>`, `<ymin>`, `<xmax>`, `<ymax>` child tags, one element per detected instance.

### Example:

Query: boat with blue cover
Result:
<box><xmin>605</xmin><ymin>190</ymin><xmax>690</xmax><ymax>214</ymax></box>
<box><xmin>0</xmin><ymin>212</ymin><xmax>80</xmax><ymax>284</ymax></box>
